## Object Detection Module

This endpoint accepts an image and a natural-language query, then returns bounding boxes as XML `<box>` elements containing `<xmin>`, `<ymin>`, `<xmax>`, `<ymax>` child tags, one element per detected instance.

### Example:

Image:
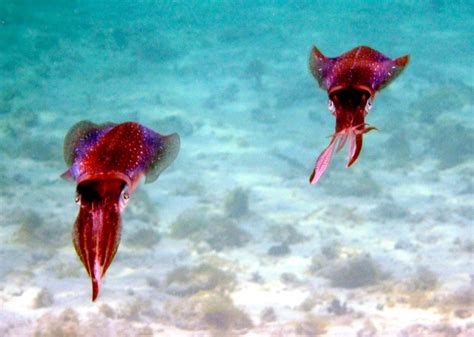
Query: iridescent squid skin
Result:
<box><xmin>61</xmin><ymin>121</ymin><xmax>180</xmax><ymax>301</ymax></box>
<box><xmin>308</xmin><ymin>45</ymin><xmax>409</xmax><ymax>184</ymax></box>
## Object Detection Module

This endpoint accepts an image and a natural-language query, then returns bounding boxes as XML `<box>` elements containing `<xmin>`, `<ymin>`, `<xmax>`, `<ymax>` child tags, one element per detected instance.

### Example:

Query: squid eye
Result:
<box><xmin>119</xmin><ymin>186</ymin><xmax>130</xmax><ymax>210</ymax></box>
<box><xmin>365</xmin><ymin>97</ymin><xmax>373</xmax><ymax>113</ymax></box>
<box><xmin>75</xmin><ymin>193</ymin><xmax>81</xmax><ymax>204</ymax></box>
<box><xmin>328</xmin><ymin>99</ymin><xmax>336</xmax><ymax>114</ymax></box>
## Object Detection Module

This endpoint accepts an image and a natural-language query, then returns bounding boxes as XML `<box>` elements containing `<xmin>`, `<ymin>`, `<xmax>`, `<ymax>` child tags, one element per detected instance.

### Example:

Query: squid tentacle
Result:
<box><xmin>309</xmin><ymin>136</ymin><xmax>338</xmax><ymax>184</ymax></box>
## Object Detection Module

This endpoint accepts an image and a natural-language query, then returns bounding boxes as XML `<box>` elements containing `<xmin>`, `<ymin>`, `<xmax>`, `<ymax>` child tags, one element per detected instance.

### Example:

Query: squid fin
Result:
<box><xmin>309</xmin><ymin>46</ymin><xmax>335</xmax><ymax>91</ymax></box>
<box><xmin>378</xmin><ymin>55</ymin><xmax>410</xmax><ymax>90</ymax></box>
<box><xmin>63</xmin><ymin>120</ymin><xmax>115</xmax><ymax>166</ymax></box>
<box><xmin>145</xmin><ymin>132</ymin><xmax>180</xmax><ymax>184</ymax></box>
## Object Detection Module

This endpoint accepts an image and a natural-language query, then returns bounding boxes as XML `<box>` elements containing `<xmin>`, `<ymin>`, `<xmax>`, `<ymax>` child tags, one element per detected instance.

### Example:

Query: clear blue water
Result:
<box><xmin>0</xmin><ymin>1</ymin><xmax>473</xmax><ymax>336</ymax></box>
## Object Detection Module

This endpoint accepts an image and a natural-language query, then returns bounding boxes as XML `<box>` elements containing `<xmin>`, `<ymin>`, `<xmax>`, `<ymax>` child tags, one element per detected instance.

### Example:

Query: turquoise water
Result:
<box><xmin>1</xmin><ymin>1</ymin><xmax>473</xmax><ymax>336</ymax></box>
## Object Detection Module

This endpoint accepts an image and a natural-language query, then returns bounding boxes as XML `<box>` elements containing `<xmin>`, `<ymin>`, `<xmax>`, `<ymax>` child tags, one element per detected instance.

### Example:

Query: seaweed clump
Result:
<box><xmin>34</xmin><ymin>308</ymin><xmax>79</xmax><ymax>337</ymax></box>
<box><xmin>244</xmin><ymin>59</ymin><xmax>265</xmax><ymax>89</ymax></box>
<box><xmin>293</xmin><ymin>315</ymin><xmax>329</xmax><ymax>336</ymax></box>
<box><xmin>441</xmin><ymin>286</ymin><xmax>474</xmax><ymax>318</ymax></box>
<box><xmin>411</xmin><ymin>82</ymin><xmax>472</xmax><ymax>124</ymax></box>
<box><xmin>327</xmin><ymin>172</ymin><xmax>382</xmax><ymax>198</ymax></box>
<box><xmin>123</xmin><ymin>189</ymin><xmax>159</xmax><ymax>225</ymax></box>
<box><xmin>429</xmin><ymin>121</ymin><xmax>474</xmax><ymax>169</ymax></box>
<box><xmin>170</xmin><ymin>209</ymin><xmax>250</xmax><ymax>251</ymax></box>
<box><xmin>407</xmin><ymin>266</ymin><xmax>439</xmax><ymax>292</ymax></box>
<box><xmin>165</xmin><ymin>263</ymin><xmax>236</xmax><ymax>297</ymax></box>
<box><xmin>323</xmin><ymin>255</ymin><xmax>386</xmax><ymax>289</ymax></box>
<box><xmin>99</xmin><ymin>304</ymin><xmax>115</xmax><ymax>318</ymax></box>
<box><xmin>299</xmin><ymin>296</ymin><xmax>317</xmax><ymax>312</ymax></box>
<box><xmin>22</xmin><ymin>135</ymin><xmax>61</xmax><ymax>162</ymax></box>
<box><xmin>51</xmin><ymin>261</ymin><xmax>82</xmax><ymax>279</ymax></box>
<box><xmin>384</xmin><ymin>266</ymin><xmax>440</xmax><ymax>310</ymax></box>
<box><xmin>399</xmin><ymin>323</ymin><xmax>464</xmax><ymax>337</ymax></box>
<box><xmin>260</xmin><ymin>307</ymin><xmax>277</xmax><ymax>322</ymax></box>
<box><xmin>251</xmin><ymin>101</ymin><xmax>277</xmax><ymax>124</ymax></box>
<box><xmin>371</xmin><ymin>201</ymin><xmax>410</xmax><ymax>221</ymax></box>
<box><xmin>165</xmin><ymin>292</ymin><xmax>253</xmax><ymax>332</ymax></box>
<box><xmin>137</xmin><ymin>33</ymin><xmax>179</xmax><ymax>63</ymax></box>
<box><xmin>11</xmin><ymin>209</ymin><xmax>63</xmax><ymax>249</ymax></box>
<box><xmin>117</xmin><ymin>297</ymin><xmax>153</xmax><ymax>321</ymax></box>
<box><xmin>267</xmin><ymin>243</ymin><xmax>290</xmax><ymax>257</ymax></box>
<box><xmin>266</xmin><ymin>224</ymin><xmax>309</xmax><ymax>257</ymax></box>
<box><xmin>125</xmin><ymin>227</ymin><xmax>161</xmax><ymax>249</ymax></box>
<box><xmin>321</xmin><ymin>242</ymin><xmax>342</xmax><ymax>260</ymax></box>
<box><xmin>224</xmin><ymin>187</ymin><xmax>249</xmax><ymax>219</ymax></box>
<box><xmin>31</xmin><ymin>288</ymin><xmax>54</xmax><ymax>309</ymax></box>
<box><xmin>267</xmin><ymin>224</ymin><xmax>309</xmax><ymax>245</ymax></box>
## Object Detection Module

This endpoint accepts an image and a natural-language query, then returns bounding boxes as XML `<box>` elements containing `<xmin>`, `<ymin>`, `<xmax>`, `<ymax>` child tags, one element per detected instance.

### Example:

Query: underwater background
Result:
<box><xmin>0</xmin><ymin>1</ymin><xmax>473</xmax><ymax>336</ymax></box>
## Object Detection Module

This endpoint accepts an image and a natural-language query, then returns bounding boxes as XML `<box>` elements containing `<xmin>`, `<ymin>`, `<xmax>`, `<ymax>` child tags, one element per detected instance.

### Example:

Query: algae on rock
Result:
<box><xmin>293</xmin><ymin>314</ymin><xmax>329</xmax><ymax>336</ymax></box>
<box><xmin>165</xmin><ymin>292</ymin><xmax>253</xmax><ymax>332</ymax></box>
<box><xmin>165</xmin><ymin>263</ymin><xmax>236</xmax><ymax>296</ymax></box>
<box><xmin>224</xmin><ymin>187</ymin><xmax>250</xmax><ymax>219</ymax></box>
<box><xmin>323</xmin><ymin>255</ymin><xmax>387</xmax><ymax>289</ymax></box>
<box><xmin>34</xmin><ymin>308</ymin><xmax>80</xmax><ymax>337</ymax></box>
<box><xmin>170</xmin><ymin>208</ymin><xmax>250</xmax><ymax>251</ymax></box>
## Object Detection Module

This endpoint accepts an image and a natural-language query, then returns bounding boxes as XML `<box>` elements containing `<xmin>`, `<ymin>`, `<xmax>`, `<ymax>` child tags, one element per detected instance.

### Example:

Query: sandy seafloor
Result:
<box><xmin>0</xmin><ymin>1</ymin><xmax>473</xmax><ymax>336</ymax></box>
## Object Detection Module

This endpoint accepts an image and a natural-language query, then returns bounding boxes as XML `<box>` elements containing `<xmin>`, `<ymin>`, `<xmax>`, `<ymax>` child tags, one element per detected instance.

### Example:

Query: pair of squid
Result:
<box><xmin>62</xmin><ymin>45</ymin><xmax>408</xmax><ymax>301</ymax></box>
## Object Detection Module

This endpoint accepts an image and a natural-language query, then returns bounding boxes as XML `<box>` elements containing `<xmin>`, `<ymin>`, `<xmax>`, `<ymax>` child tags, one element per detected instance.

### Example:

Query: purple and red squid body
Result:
<box><xmin>62</xmin><ymin>121</ymin><xmax>180</xmax><ymax>301</ymax></box>
<box><xmin>308</xmin><ymin>45</ymin><xmax>409</xmax><ymax>184</ymax></box>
